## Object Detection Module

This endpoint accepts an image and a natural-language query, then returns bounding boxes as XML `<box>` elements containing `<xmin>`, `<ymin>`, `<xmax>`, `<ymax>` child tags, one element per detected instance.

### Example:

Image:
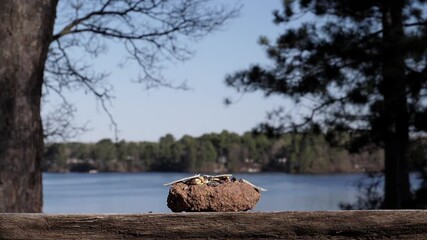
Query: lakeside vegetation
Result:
<box><xmin>42</xmin><ymin>131</ymin><xmax>427</xmax><ymax>174</ymax></box>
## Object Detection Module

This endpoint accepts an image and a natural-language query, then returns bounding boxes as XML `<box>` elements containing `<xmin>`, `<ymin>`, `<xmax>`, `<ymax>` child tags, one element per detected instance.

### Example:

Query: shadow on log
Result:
<box><xmin>1</xmin><ymin>211</ymin><xmax>427</xmax><ymax>239</ymax></box>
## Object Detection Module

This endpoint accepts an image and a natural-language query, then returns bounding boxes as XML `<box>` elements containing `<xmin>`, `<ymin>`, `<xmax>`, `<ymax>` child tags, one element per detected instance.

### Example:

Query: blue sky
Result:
<box><xmin>48</xmin><ymin>0</ymin><xmax>291</xmax><ymax>142</ymax></box>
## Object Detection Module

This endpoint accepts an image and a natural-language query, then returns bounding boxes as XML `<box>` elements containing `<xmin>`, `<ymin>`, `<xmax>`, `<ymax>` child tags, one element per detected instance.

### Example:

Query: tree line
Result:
<box><xmin>42</xmin><ymin>131</ymin><xmax>427</xmax><ymax>174</ymax></box>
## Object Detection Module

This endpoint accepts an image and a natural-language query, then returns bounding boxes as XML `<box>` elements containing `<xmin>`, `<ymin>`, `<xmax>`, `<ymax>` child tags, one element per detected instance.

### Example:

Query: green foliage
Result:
<box><xmin>180</xmin><ymin>135</ymin><xmax>198</xmax><ymax>171</ymax></box>
<box><xmin>196</xmin><ymin>140</ymin><xmax>218</xmax><ymax>171</ymax></box>
<box><xmin>43</xmin><ymin>143</ymin><xmax>67</xmax><ymax>171</ymax></box>
<box><xmin>44</xmin><ymin>131</ymin><xmax>427</xmax><ymax>174</ymax></box>
<box><xmin>92</xmin><ymin>139</ymin><xmax>117</xmax><ymax>171</ymax></box>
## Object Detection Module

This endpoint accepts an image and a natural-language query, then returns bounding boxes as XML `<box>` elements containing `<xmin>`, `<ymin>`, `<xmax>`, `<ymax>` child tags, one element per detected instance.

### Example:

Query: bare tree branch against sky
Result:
<box><xmin>42</xmin><ymin>0</ymin><xmax>288</xmax><ymax>143</ymax></box>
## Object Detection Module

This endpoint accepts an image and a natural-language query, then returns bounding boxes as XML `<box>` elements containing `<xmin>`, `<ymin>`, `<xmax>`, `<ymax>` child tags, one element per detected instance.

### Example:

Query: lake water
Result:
<box><xmin>42</xmin><ymin>172</ymin><xmax>420</xmax><ymax>213</ymax></box>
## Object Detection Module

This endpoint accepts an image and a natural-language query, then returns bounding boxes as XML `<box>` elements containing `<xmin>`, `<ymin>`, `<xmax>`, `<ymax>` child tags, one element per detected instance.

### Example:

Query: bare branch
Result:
<box><xmin>43</xmin><ymin>0</ymin><xmax>240</xmax><ymax>141</ymax></box>
<box><xmin>52</xmin><ymin>0</ymin><xmax>240</xmax><ymax>88</ymax></box>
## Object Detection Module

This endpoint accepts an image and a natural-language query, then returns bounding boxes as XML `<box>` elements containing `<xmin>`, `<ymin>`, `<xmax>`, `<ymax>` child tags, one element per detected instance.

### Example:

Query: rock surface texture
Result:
<box><xmin>167</xmin><ymin>181</ymin><xmax>261</xmax><ymax>212</ymax></box>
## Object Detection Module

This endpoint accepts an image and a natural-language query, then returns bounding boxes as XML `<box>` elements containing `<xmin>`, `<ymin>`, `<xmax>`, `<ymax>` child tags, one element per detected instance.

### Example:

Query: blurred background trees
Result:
<box><xmin>43</xmin><ymin>131</ymin><xmax>395</xmax><ymax>174</ymax></box>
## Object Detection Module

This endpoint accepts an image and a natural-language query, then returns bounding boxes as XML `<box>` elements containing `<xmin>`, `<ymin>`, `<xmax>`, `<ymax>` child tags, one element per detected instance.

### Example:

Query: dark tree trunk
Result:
<box><xmin>381</xmin><ymin>0</ymin><xmax>412</xmax><ymax>209</ymax></box>
<box><xmin>0</xmin><ymin>0</ymin><xmax>57</xmax><ymax>212</ymax></box>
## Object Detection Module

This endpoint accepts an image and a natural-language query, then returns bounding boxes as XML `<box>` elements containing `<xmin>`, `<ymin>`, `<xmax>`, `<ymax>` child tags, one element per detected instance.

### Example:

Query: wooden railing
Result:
<box><xmin>1</xmin><ymin>211</ymin><xmax>427</xmax><ymax>239</ymax></box>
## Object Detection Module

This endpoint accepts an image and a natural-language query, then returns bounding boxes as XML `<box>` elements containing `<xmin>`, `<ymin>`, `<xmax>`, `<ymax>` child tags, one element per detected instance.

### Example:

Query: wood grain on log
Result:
<box><xmin>0</xmin><ymin>211</ymin><xmax>427</xmax><ymax>239</ymax></box>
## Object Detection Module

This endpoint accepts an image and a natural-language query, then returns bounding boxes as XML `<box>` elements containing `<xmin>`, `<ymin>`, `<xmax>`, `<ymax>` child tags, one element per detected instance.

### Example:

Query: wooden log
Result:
<box><xmin>1</xmin><ymin>211</ymin><xmax>427</xmax><ymax>239</ymax></box>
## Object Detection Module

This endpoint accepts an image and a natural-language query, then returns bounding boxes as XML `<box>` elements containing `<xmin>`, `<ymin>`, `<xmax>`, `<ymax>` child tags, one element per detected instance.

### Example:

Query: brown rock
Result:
<box><xmin>167</xmin><ymin>181</ymin><xmax>261</xmax><ymax>212</ymax></box>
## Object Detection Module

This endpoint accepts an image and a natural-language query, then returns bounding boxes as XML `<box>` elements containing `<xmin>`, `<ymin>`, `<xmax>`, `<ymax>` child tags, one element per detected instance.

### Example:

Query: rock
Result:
<box><xmin>167</xmin><ymin>181</ymin><xmax>261</xmax><ymax>212</ymax></box>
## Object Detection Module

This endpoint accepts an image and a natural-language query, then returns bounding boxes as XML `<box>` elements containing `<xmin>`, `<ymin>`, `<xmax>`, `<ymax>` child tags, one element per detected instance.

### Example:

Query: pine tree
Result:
<box><xmin>226</xmin><ymin>0</ymin><xmax>427</xmax><ymax>208</ymax></box>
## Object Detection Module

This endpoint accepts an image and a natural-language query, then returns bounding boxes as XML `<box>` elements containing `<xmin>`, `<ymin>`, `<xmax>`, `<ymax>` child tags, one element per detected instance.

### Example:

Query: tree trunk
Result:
<box><xmin>0</xmin><ymin>0</ymin><xmax>57</xmax><ymax>212</ymax></box>
<box><xmin>381</xmin><ymin>0</ymin><xmax>412</xmax><ymax>209</ymax></box>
